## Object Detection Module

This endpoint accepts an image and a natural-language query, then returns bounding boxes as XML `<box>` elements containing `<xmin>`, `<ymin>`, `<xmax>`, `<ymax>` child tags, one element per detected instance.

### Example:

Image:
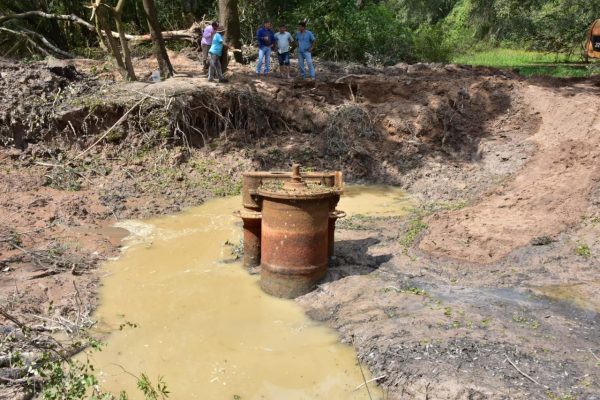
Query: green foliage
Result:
<box><xmin>137</xmin><ymin>373</ymin><xmax>170</xmax><ymax>400</ymax></box>
<box><xmin>575</xmin><ymin>243</ymin><xmax>592</xmax><ymax>259</ymax></box>
<box><xmin>2</xmin><ymin>0</ymin><xmax>599</xmax><ymax>68</ymax></box>
<box><xmin>287</xmin><ymin>0</ymin><xmax>412</xmax><ymax>64</ymax></box>
<box><xmin>16</xmin><ymin>334</ymin><xmax>168</xmax><ymax>400</ymax></box>
<box><xmin>400</xmin><ymin>215</ymin><xmax>428</xmax><ymax>253</ymax></box>
<box><xmin>453</xmin><ymin>48</ymin><xmax>599</xmax><ymax>77</ymax></box>
<box><xmin>464</xmin><ymin>0</ymin><xmax>600</xmax><ymax>56</ymax></box>
<box><xmin>411</xmin><ymin>23</ymin><xmax>453</xmax><ymax>63</ymax></box>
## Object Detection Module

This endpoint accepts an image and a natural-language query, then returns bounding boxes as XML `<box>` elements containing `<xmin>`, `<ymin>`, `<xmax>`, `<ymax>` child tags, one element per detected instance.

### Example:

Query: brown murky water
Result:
<box><xmin>530</xmin><ymin>283</ymin><xmax>600</xmax><ymax>313</ymax></box>
<box><xmin>89</xmin><ymin>186</ymin><xmax>410</xmax><ymax>399</ymax></box>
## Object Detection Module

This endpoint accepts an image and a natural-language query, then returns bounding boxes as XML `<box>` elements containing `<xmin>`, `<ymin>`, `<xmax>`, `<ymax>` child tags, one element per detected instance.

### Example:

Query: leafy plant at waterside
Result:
<box><xmin>36</xmin><ymin>340</ymin><xmax>169</xmax><ymax>400</ymax></box>
<box><xmin>0</xmin><ymin>305</ymin><xmax>169</xmax><ymax>400</ymax></box>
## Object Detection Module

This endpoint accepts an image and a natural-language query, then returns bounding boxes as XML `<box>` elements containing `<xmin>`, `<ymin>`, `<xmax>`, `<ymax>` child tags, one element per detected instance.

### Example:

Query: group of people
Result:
<box><xmin>199</xmin><ymin>19</ymin><xmax>316</xmax><ymax>83</ymax></box>
<box><xmin>255</xmin><ymin>19</ymin><xmax>316</xmax><ymax>79</ymax></box>
<box><xmin>200</xmin><ymin>21</ymin><xmax>228</xmax><ymax>83</ymax></box>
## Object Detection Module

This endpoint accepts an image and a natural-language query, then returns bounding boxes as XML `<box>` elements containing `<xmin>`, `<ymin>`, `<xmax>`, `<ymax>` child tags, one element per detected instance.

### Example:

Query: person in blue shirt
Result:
<box><xmin>208</xmin><ymin>26</ymin><xmax>228</xmax><ymax>83</ymax></box>
<box><xmin>256</xmin><ymin>19</ymin><xmax>275</xmax><ymax>78</ymax></box>
<box><xmin>295</xmin><ymin>21</ymin><xmax>316</xmax><ymax>80</ymax></box>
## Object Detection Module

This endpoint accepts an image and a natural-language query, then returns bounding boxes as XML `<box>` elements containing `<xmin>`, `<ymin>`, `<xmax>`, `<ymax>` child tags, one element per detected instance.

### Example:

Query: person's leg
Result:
<box><xmin>208</xmin><ymin>54</ymin><xmax>216</xmax><ymax>81</ymax></box>
<box><xmin>256</xmin><ymin>47</ymin><xmax>264</xmax><ymax>75</ymax></box>
<box><xmin>264</xmin><ymin>47</ymin><xmax>272</xmax><ymax>76</ymax></box>
<box><xmin>277</xmin><ymin>52</ymin><xmax>283</xmax><ymax>76</ymax></box>
<box><xmin>285</xmin><ymin>53</ymin><xmax>291</xmax><ymax>77</ymax></box>
<box><xmin>213</xmin><ymin>55</ymin><xmax>225</xmax><ymax>80</ymax></box>
<box><xmin>297</xmin><ymin>51</ymin><xmax>306</xmax><ymax>78</ymax></box>
<box><xmin>202</xmin><ymin>45</ymin><xmax>210</xmax><ymax>71</ymax></box>
<box><xmin>305</xmin><ymin>52</ymin><xmax>315</xmax><ymax>79</ymax></box>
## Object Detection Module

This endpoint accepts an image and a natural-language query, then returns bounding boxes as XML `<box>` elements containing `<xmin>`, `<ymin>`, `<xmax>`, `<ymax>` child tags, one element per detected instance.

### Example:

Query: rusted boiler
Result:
<box><xmin>236</xmin><ymin>165</ymin><xmax>344</xmax><ymax>298</ymax></box>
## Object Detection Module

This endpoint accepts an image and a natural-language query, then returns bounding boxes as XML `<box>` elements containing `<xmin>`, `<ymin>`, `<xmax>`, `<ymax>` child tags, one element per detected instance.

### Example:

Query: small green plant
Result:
<box><xmin>575</xmin><ymin>243</ymin><xmax>592</xmax><ymax>259</ymax></box>
<box><xmin>512</xmin><ymin>315</ymin><xmax>540</xmax><ymax>330</ymax></box>
<box><xmin>401</xmin><ymin>215</ymin><xmax>428</xmax><ymax>254</ymax></box>
<box><xmin>547</xmin><ymin>392</ymin><xmax>575</xmax><ymax>400</ymax></box>
<box><xmin>443</xmin><ymin>307</ymin><xmax>452</xmax><ymax>317</ymax></box>
<box><xmin>137</xmin><ymin>373</ymin><xmax>170</xmax><ymax>400</ymax></box>
<box><xmin>404</xmin><ymin>286</ymin><xmax>428</xmax><ymax>296</ymax></box>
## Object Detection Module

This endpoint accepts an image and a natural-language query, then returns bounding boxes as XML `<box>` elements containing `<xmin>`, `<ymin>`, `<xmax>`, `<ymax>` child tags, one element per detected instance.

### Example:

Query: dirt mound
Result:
<box><xmin>420</xmin><ymin>83</ymin><xmax>600</xmax><ymax>263</ymax></box>
<box><xmin>0</xmin><ymin>60</ymin><xmax>107</xmax><ymax>148</ymax></box>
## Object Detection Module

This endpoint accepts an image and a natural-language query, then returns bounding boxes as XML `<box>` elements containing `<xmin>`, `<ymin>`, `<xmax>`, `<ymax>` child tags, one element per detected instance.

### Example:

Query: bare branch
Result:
<box><xmin>0</xmin><ymin>10</ymin><xmax>198</xmax><ymax>44</ymax></box>
<box><xmin>0</xmin><ymin>26</ymin><xmax>50</xmax><ymax>56</ymax></box>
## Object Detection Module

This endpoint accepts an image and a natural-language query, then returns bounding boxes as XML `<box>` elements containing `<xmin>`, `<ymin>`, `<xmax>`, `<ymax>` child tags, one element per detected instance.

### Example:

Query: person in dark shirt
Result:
<box><xmin>256</xmin><ymin>19</ymin><xmax>275</xmax><ymax>78</ymax></box>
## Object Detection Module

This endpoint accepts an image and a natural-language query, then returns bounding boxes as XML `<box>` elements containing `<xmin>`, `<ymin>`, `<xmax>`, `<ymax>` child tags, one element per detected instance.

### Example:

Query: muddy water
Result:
<box><xmin>90</xmin><ymin>186</ymin><xmax>410</xmax><ymax>399</ymax></box>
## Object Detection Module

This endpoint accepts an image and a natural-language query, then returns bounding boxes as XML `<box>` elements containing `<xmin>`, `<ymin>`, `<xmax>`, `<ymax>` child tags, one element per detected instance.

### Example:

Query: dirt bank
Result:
<box><xmin>1</xmin><ymin>54</ymin><xmax>598</xmax><ymax>399</ymax></box>
<box><xmin>299</xmin><ymin>83</ymin><xmax>600</xmax><ymax>399</ymax></box>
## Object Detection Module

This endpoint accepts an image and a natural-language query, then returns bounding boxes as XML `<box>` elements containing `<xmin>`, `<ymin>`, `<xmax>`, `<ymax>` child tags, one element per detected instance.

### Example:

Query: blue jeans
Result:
<box><xmin>256</xmin><ymin>47</ymin><xmax>272</xmax><ymax>75</ymax></box>
<box><xmin>298</xmin><ymin>51</ymin><xmax>315</xmax><ymax>78</ymax></box>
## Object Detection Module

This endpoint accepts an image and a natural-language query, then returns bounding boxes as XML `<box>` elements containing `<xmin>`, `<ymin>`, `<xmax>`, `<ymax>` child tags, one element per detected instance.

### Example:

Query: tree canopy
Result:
<box><xmin>0</xmin><ymin>0</ymin><xmax>597</xmax><ymax>64</ymax></box>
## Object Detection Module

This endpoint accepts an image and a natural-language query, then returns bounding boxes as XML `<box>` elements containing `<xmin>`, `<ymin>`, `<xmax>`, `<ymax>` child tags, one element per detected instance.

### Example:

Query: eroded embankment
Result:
<box><xmin>1</xmin><ymin>57</ymin><xmax>597</xmax><ymax>399</ymax></box>
<box><xmin>298</xmin><ymin>82</ymin><xmax>600</xmax><ymax>399</ymax></box>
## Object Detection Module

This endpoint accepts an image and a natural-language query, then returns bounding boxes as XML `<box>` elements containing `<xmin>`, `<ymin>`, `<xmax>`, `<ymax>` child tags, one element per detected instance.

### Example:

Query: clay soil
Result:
<box><xmin>1</xmin><ymin>51</ymin><xmax>599</xmax><ymax>399</ymax></box>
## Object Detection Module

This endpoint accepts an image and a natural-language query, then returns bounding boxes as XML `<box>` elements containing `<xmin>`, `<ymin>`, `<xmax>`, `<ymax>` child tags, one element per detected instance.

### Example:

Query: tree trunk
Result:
<box><xmin>219</xmin><ymin>0</ymin><xmax>244</xmax><ymax>63</ymax></box>
<box><xmin>114</xmin><ymin>0</ymin><xmax>137</xmax><ymax>81</ymax></box>
<box><xmin>96</xmin><ymin>6</ymin><xmax>128</xmax><ymax>79</ymax></box>
<box><xmin>142</xmin><ymin>0</ymin><xmax>175</xmax><ymax>79</ymax></box>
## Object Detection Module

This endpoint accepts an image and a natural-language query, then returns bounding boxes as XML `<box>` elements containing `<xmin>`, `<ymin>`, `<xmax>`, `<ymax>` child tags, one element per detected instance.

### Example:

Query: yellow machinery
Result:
<box><xmin>586</xmin><ymin>19</ymin><xmax>600</xmax><ymax>58</ymax></box>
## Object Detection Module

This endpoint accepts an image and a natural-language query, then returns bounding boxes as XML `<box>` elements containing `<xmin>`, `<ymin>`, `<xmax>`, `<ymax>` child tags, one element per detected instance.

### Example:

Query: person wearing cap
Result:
<box><xmin>200</xmin><ymin>21</ymin><xmax>218</xmax><ymax>73</ymax></box>
<box><xmin>256</xmin><ymin>19</ymin><xmax>275</xmax><ymax>78</ymax></box>
<box><xmin>274</xmin><ymin>23</ymin><xmax>294</xmax><ymax>78</ymax></box>
<box><xmin>208</xmin><ymin>26</ymin><xmax>228</xmax><ymax>83</ymax></box>
<box><xmin>295</xmin><ymin>21</ymin><xmax>316</xmax><ymax>80</ymax></box>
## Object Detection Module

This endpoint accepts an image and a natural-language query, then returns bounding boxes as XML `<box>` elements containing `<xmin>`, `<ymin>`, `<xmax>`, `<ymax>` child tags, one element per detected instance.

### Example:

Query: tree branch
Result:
<box><xmin>0</xmin><ymin>11</ymin><xmax>198</xmax><ymax>45</ymax></box>
<box><xmin>0</xmin><ymin>27</ymin><xmax>50</xmax><ymax>56</ymax></box>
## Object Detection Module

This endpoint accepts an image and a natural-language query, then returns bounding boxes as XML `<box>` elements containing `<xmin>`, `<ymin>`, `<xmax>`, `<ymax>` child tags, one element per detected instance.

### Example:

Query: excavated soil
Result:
<box><xmin>1</xmin><ymin>53</ymin><xmax>599</xmax><ymax>399</ymax></box>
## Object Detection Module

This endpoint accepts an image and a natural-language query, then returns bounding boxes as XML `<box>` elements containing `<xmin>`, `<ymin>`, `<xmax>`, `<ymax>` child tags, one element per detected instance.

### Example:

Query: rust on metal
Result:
<box><xmin>234</xmin><ymin>209</ymin><xmax>262</xmax><ymax>269</ymax></box>
<box><xmin>239</xmin><ymin>168</ymin><xmax>344</xmax><ymax>271</ymax></box>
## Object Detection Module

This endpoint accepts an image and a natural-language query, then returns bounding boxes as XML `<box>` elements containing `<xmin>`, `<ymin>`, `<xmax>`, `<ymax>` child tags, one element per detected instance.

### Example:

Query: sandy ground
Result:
<box><xmin>1</xmin><ymin>52</ymin><xmax>599</xmax><ymax>399</ymax></box>
<box><xmin>421</xmin><ymin>83</ymin><xmax>600</xmax><ymax>264</ymax></box>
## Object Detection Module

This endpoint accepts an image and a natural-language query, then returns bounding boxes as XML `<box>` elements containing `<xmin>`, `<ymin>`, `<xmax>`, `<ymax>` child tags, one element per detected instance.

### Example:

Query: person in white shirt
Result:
<box><xmin>274</xmin><ymin>23</ymin><xmax>294</xmax><ymax>78</ymax></box>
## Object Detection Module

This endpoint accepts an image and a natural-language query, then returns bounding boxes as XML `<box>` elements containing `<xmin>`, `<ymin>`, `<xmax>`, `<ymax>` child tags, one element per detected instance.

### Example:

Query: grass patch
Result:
<box><xmin>575</xmin><ymin>242</ymin><xmax>592</xmax><ymax>259</ymax></box>
<box><xmin>400</xmin><ymin>215</ymin><xmax>428</xmax><ymax>254</ymax></box>
<box><xmin>453</xmin><ymin>48</ymin><xmax>600</xmax><ymax>78</ymax></box>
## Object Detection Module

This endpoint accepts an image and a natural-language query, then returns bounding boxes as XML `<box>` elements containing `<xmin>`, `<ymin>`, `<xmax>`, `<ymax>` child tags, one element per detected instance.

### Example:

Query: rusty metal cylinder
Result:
<box><xmin>239</xmin><ymin>210</ymin><xmax>262</xmax><ymax>269</ymax></box>
<box><xmin>259</xmin><ymin>195</ymin><xmax>333</xmax><ymax>298</ymax></box>
<box><xmin>238</xmin><ymin>167</ymin><xmax>345</xmax><ymax>296</ymax></box>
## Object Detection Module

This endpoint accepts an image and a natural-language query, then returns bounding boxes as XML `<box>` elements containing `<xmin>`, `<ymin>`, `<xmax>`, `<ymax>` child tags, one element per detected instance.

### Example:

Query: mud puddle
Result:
<box><xmin>87</xmin><ymin>186</ymin><xmax>410</xmax><ymax>399</ymax></box>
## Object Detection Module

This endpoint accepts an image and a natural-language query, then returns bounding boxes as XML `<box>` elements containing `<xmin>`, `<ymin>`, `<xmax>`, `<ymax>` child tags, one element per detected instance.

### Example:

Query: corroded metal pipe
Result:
<box><xmin>239</xmin><ymin>210</ymin><xmax>261</xmax><ymax>269</ymax></box>
<box><xmin>259</xmin><ymin>193</ymin><xmax>333</xmax><ymax>298</ymax></box>
<box><xmin>256</xmin><ymin>164</ymin><xmax>343</xmax><ymax>298</ymax></box>
<box><xmin>239</xmin><ymin>170</ymin><xmax>344</xmax><ymax>270</ymax></box>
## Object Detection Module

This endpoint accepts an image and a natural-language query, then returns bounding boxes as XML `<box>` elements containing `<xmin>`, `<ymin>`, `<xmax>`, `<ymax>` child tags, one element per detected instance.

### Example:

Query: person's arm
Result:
<box><xmin>309</xmin><ymin>32</ymin><xmax>316</xmax><ymax>52</ymax></box>
<box><xmin>256</xmin><ymin>28</ymin><xmax>262</xmax><ymax>46</ymax></box>
<box><xmin>203</xmin><ymin>27</ymin><xmax>213</xmax><ymax>41</ymax></box>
